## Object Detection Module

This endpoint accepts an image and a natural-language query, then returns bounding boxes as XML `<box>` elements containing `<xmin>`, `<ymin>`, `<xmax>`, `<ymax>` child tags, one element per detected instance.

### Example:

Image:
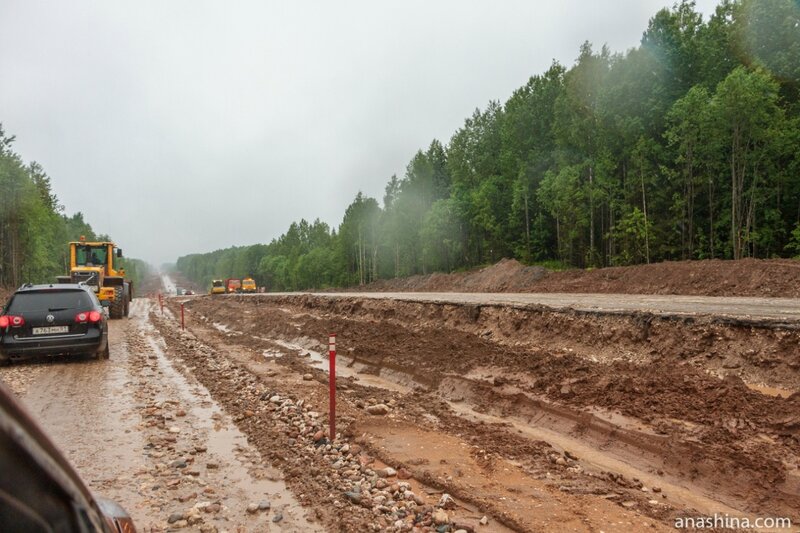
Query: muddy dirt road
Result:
<box><xmin>1</xmin><ymin>278</ymin><xmax>798</xmax><ymax>532</ymax></box>
<box><xmin>0</xmin><ymin>297</ymin><xmax>317</xmax><ymax>532</ymax></box>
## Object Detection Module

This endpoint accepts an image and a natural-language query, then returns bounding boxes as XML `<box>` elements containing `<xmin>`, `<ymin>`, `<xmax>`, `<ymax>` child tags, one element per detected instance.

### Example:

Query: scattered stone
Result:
<box><xmin>258</xmin><ymin>500</ymin><xmax>271</xmax><ymax>511</ymax></box>
<box><xmin>564</xmin><ymin>450</ymin><xmax>578</xmax><ymax>461</ymax></box>
<box><xmin>272</xmin><ymin>513</ymin><xmax>283</xmax><ymax>523</ymax></box>
<box><xmin>432</xmin><ymin>508</ymin><xmax>449</xmax><ymax>525</ymax></box>
<box><xmin>344</xmin><ymin>491</ymin><xmax>362</xmax><ymax>504</ymax></box>
<box><xmin>480</xmin><ymin>516</ymin><xmax>489</xmax><ymax>525</ymax></box>
<box><xmin>206</xmin><ymin>462</ymin><xmax>219</xmax><ymax>469</ymax></box>
<box><xmin>246</xmin><ymin>503</ymin><xmax>259</xmax><ymax>514</ymax></box>
<box><xmin>366</xmin><ymin>404</ymin><xmax>390</xmax><ymax>415</ymax></box>
<box><xmin>167</xmin><ymin>512</ymin><xmax>184</xmax><ymax>524</ymax></box>
<box><xmin>168</xmin><ymin>426</ymin><xmax>181</xmax><ymax>433</ymax></box>
<box><xmin>313</xmin><ymin>430</ymin><xmax>325</xmax><ymax>441</ymax></box>
<box><xmin>170</xmin><ymin>459</ymin><xmax>188</xmax><ymax>469</ymax></box>
<box><xmin>438</xmin><ymin>493</ymin><xmax>456</xmax><ymax>510</ymax></box>
<box><xmin>621</xmin><ymin>501</ymin><xmax>637</xmax><ymax>508</ymax></box>
<box><xmin>303</xmin><ymin>374</ymin><xmax>313</xmax><ymax>381</ymax></box>
<box><xmin>377</xmin><ymin>467</ymin><xmax>397</xmax><ymax>478</ymax></box>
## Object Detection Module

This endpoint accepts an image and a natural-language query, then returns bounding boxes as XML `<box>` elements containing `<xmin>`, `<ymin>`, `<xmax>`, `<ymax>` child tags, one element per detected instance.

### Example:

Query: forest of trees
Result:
<box><xmin>0</xmin><ymin>125</ymin><xmax>150</xmax><ymax>290</ymax></box>
<box><xmin>178</xmin><ymin>0</ymin><xmax>800</xmax><ymax>291</ymax></box>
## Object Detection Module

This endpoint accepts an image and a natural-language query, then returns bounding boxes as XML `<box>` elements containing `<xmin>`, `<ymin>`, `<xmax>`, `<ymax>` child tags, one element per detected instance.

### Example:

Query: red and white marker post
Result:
<box><xmin>328</xmin><ymin>333</ymin><xmax>336</xmax><ymax>441</ymax></box>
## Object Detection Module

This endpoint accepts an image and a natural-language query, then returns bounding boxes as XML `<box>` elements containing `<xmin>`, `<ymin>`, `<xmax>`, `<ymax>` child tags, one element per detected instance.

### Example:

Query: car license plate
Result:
<box><xmin>32</xmin><ymin>326</ymin><xmax>69</xmax><ymax>335</ymax></box>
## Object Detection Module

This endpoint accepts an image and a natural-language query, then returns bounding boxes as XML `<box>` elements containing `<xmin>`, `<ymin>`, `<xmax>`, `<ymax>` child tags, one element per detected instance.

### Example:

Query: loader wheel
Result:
<box><xmin>110</xmin><ymin>286</ymin><xmax>124</xmax><ymax>319</ymax></box>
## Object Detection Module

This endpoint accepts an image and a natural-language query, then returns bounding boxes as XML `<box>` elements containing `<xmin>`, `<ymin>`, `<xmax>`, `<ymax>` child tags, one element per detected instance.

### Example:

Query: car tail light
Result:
<box><xmin>0</xmin><ymin>315</ymin><xmax>25</xmax><ymax>328</ymax></box>
<box><xmin>76</xmin><ymin>311</ymin><xmax>102</xmax><ymax>324</ymax></box>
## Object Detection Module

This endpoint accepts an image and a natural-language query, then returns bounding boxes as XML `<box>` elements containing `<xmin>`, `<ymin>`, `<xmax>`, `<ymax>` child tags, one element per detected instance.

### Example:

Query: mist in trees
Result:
<box><xmin>179</xmin><ymin>0</ymin><xmax>800</xmax><ymax>290</ymax></box>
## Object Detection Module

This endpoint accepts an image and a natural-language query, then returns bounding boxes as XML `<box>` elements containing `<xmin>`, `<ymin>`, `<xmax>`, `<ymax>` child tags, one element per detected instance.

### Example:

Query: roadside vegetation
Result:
<box><xmin>0</xmin><ymin>126</ymin><xmax>150</xmax><ymax>289</ymax></box>
<box><xmin>179</xmin><ymin>0</ymin><xmax>800</xmax><ymax>291</ymax></box>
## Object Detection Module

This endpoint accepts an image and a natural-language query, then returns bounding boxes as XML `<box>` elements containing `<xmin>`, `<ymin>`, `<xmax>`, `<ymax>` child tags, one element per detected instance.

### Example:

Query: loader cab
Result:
<box><xmin>76</xmin><ymin>245</ymin><xmax>108</xmax><ymax>269</ymax></box>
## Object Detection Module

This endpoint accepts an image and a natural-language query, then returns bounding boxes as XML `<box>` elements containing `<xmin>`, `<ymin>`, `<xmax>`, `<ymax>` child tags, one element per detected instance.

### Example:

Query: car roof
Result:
<box><xmin>15</xmin><ymin>284</ymin><xmax>93</xmax><ymax>294</ymax></box>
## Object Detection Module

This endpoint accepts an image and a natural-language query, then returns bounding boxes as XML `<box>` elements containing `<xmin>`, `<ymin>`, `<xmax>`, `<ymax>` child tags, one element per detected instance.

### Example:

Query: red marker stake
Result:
<box><xmin>329</xmin><ymin>333</ymin><xmax>336</xmax><ymax>441</ymax></box>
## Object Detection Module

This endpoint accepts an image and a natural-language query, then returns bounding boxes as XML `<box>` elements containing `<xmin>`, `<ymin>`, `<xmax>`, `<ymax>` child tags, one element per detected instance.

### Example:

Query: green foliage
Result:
<box><xmin>0</xmin><ymin>124</ymin><xmax>150</xmax><ymax>287</ymax></box>
<box><xmin>177</xmin><ymin>0</ymin><xmax>800</xmax><ymax>290</ymax></box>
<box><xmin>786</xmin><ymin>223</ymin><xmax>800</xmax><ymax>258</ymax></box>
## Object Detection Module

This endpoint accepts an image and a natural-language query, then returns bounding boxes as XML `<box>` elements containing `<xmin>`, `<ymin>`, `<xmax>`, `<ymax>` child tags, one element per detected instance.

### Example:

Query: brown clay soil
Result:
<box><xmin>4</xmin><ymin>262</ymin><xmax>799</xmax><ymax>531</ymax></box>
<box><xmin>356</xmin><ymin>258</ymin><xmax>800</xmax><ymax>297</ymax></box>
<box><xmin>164</xmin><ymin>289</ymin><xmax>800</xmax><ymax>531</ymax></box>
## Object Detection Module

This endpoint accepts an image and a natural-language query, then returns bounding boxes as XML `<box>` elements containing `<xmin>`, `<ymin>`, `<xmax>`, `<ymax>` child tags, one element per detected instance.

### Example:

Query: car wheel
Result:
<box><xmin>95</xmin><ymin>342</ymin><xmax>109</xmax><ymax>360</ymax></box>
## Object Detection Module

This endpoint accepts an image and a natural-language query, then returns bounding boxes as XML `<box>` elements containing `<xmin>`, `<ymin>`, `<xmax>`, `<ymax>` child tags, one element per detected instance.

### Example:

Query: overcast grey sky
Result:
<box><xmin>0</xmin><ymin>0</ymin><xmax>720</xmax><ymax>265</ymax></box>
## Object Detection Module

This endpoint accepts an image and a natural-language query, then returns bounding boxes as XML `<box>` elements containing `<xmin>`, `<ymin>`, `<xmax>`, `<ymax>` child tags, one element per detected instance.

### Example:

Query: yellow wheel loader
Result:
<box><xmin>56</xmin><ymin>237</ymin><xmax>133</xmax><ymax>319</ymax></box>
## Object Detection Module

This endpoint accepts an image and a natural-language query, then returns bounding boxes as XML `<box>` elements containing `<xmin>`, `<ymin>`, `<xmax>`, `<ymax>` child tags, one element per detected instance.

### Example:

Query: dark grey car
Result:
<box><xmin>0</xmin><ymin>284</ymin><xmax>109</xmax><ymax>364</ymax></box>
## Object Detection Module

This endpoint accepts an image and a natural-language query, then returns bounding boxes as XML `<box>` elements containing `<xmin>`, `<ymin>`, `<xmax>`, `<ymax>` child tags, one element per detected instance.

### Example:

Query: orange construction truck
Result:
<box><xmin>225</xmin><ymin>278</ymin><xmax>242</xmax><ymax>294</ymax></box>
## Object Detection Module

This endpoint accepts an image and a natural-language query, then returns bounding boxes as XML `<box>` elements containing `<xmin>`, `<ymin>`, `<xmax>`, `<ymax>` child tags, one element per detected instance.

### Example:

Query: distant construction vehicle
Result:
<box><xmin>241</xmin><ymin>277</ymin><xmax>256</xmax><ymax>293</ymax></box>
<box><xmin>210</xmin><ymin>280</ymin><xmax>225</xmax><ymax>295</ymax></box>
<box><xmin>225</xmin><ymin>278</ymin><xmax>242</xmax><ymax>294</ymax></box>
<box><xmin>56</xmin><ymin>237</ymin><xmax>132</xmax><ymax>319</ymax></box>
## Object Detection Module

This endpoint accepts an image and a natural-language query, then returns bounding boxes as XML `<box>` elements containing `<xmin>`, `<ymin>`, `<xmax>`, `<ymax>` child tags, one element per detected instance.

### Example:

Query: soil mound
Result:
<box><xmin>360</xmin><ymin>259</ymin><xmax>547</xmax><ymax>293</ymax></box>
<box><xmin>357</xmin><ymin>258</ymin><xmax>800</xmax><ymax>297</ymax></box>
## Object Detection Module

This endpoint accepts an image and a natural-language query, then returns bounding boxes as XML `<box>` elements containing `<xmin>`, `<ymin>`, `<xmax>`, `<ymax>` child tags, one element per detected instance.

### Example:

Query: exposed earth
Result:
<box><xmin>356</xmin><ymin>258</ymin><xmax>800</xmax><ymax>298</ymax></box>
<box><xmin>1</xmin><ymin>259</ymin><xmax>799</xmax><ymax>532</ymax></box>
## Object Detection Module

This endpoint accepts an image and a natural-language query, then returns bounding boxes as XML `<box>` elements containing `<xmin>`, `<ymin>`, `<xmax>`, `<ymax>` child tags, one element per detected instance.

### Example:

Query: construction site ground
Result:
<box><xmin>0</xmin><ymin>259</ymin><xmax>799</xmax><ymax>532</ymax></box>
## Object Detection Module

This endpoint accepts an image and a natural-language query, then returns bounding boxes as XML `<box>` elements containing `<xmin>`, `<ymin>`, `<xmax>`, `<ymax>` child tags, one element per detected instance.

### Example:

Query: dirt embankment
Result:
<box><xmin>355</xmin><ymin>258</ymin><xmax>800</xmax><ymax>297</ymax></box>
<box><xmin>181</xmin><ymin>294</ymin><xmax>800</xmax><ymax>526</ymax></box>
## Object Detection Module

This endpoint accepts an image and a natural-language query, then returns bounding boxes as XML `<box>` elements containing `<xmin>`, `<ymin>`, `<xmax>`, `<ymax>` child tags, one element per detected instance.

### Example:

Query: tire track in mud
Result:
<box><xmin>163</xmin><ymin>296</ymin><xmax>718</xmax><ymax>533</ymax></box>
<box><xmin>180</xmin><ymin>294</ymin><xmax>800</xmax><ymax>529</ymax></box>
<box><xmin>151</xmin><ymin>298</ymin><xmax>557</xmax><ymax>532</ymax></box>
<box><xmin>14</xmin><ymin>303</ymin><xmax>150</xmax><ymax>523</ymax></box>
<box><xmin>124</xmin><ymin>298</ymin><xmax>317</xmax><ymax>532</ymax></box>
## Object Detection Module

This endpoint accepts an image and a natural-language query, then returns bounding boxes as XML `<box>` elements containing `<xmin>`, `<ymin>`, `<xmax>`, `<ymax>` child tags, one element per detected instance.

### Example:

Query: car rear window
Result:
<box><xmin>7</xmin><ymin>290</ymin><xmax>94</xmax><ymax>313</ymax></box>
